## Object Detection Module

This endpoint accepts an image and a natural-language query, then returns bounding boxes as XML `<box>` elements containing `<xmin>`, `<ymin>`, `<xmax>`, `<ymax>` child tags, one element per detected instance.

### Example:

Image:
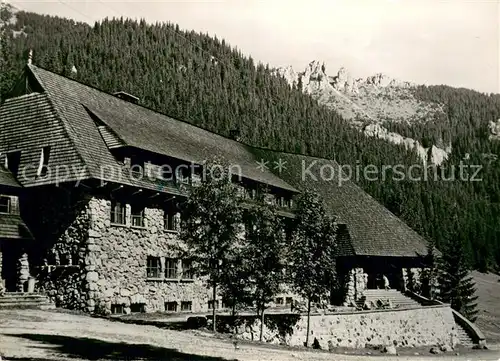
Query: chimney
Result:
<box><xmin>229</xmin><ymin>129</ymin><xmax>241</xmax><ymax>142</ymax></box>
<box><xmin>113</xmin><ymin>91</ymin><xmax>139</xmax><ymax>104</ymax></box>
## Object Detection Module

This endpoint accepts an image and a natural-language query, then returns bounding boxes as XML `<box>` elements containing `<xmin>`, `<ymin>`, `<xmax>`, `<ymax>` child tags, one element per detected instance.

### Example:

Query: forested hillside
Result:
<box><xmin>1</xmin><ymin>7</ymin><xmax>500</xmax><ymax>270</ymax></box>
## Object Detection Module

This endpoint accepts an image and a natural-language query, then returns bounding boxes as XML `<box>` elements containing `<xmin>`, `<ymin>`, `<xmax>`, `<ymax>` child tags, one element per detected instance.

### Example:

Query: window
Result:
<box><xmin>144</xmin><ymin>161</ymin><xmax>162</xmax><ymax>180</ymax></box>
<box><xmin>0</xmin><ymin>196</ymin><xmax>10</xmax><ymax>214</ymax></box>
<box><xmin>146</xmin><ymin>256</ymin><xmax>161</xmax><ymax>278</ymax></box>
<box><xmin>246</xmin><ymin>188</ymin><xmax>258</xmax><ymax>200</ymax></box>
<box><xmin>222</xmin><ymin>299</ymin><xmax>233</xmax><ymax>309</ymax></box>
<box><xmin>286</xmin><ymin>297</ymin><xmax>293</xmax><ymax>305</ymax></box>
<box><xmin>0</xmin><ymin>196</ymin><xmax>10</xmax><ymax>213</ymax></box>
<box><xmin>275</xmin><ymin>297</ymin><xmax>284</xmax><ymax>305</ymax></box>
<box><xmin>131</xmin><ymin>204</ymin><xmax>145</xmax><ymax>227</ymax></box>
<box><xmin>37</xmin><ymin>146</ymin><xmax>51</xmax><ymax>177</ymax></box>
<box><xmin>110</xmin><ymin>201</ymin><xmax>126</xmax><ymax>225</ymax></box>
<box><xmin>235</xmin><ymin>184</ymin><xmax>246</xmax><ymax>198</ymax></box>
<box><xmin>191</xmin><ymin>167</ymin><xmax>202</xmax><ymax>186</ymax></box>
<box><xmin>181</xmin><ymin>301</ymin><xmax>192</xmax><ymax>311</ymax></box>
<box><xmin>5</xmin><ymin>151</ymin><xmax>21</xmax><ymax>175</ymax></box>
<box><xmin>181</xmin><ymin>259</ymin><xmax>194</xmax><ymax>280</ymax></box>
<box><xmin>164</xmin><ymin>210</ymin><xmax>179</xmax><ymax>231</ymax></box>
<box><xmin>208</xmin><ymin>300</ymin><xmax>219</xmax><ymax>309</ymax></box>
<box><xmin>165</xmin><ymin>301</ymin><xmax>178</xmax><ymax>312</ymax></box>
<box><xmin>130</xmin><ymin>303</ymin><xmax>145</xmax><ymax>313</ymax></box>
<box><xmin>175</xmin><ymin>166</ymin><xmax>190</xmax><ymax>185</ymax></box>
<box><xmin>111</xmin><ymin>304</ymin><xmax>125</xmax><ymax>315</ymax></box>
<box><xmin>60</xmin><ymin>253</ymin><xmax>76</xmax><ymax>266</ymax></box>
<box><xmin>165</xmin><ymin>258</ymin><xmax>178</xmax><ymax>279</ymax></box>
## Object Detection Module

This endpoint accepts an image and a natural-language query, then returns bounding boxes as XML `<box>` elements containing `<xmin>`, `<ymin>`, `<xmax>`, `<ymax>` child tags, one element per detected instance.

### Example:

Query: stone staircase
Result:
<box><xmin>454</xmin><ymin>321</ymin><xmax>475</xmax><ymax>348</ymax></box>
<box><xmin>358</xmin><ymin>289</ymin><xmax>422</xmax><ymax>308</ymax></box>
<box><xmin>0</xmin><ymin>292</ymin><xmax>55</xmax><ymax>310</ymax></box>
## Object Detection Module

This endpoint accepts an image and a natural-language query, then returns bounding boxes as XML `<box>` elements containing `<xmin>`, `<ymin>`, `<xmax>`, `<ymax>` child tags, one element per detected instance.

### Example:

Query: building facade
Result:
<box><xmin>0</xmin><ymin>64</ymin><xmax>433</xmax><ymax>314</ymax></box>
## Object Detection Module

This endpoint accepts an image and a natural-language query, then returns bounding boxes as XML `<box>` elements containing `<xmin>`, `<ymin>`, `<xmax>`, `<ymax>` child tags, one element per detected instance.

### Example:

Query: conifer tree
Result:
<box><xmin>420</xmin><ymin>238</ymin><xmax>438</xmax><ymax>299</ymax></box>
<box><xmin>437</xmin><ymin>234</ymin><xmax>479</xmax><ymax>322</ymax></box>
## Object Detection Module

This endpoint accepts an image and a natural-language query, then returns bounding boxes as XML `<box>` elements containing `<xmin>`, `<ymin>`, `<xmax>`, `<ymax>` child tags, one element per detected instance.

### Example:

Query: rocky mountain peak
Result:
<box><xmin>272</xmin><ymin>61</ymin><xmax>451</xmax><ymax>165</ymax></box>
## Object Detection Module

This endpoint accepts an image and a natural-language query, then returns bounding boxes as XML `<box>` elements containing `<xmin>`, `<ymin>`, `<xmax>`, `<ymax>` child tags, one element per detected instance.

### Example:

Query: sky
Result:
<box><xmin>7</xmin><ymin>0</ymin><xmax>500</xmax><ymax>94</ymax></box>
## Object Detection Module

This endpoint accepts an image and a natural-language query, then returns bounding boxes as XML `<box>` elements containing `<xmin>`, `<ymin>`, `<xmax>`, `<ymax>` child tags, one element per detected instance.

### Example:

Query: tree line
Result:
<box><xmin>1</xmin><ymin>9</ymin><xmax>499</xmax><ymax>272</ymax></box>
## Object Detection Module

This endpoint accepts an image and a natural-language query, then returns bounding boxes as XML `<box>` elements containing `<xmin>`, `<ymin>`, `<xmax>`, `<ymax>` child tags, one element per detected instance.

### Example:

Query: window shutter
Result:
<box><xmin>174</xmin><ymin>212</ymin><xmax>181</xmax><ymax>231</ymax></box>
<box><xmin>36</xmin><ymin>149</ymin><xmax>44</xmax><ymax>176</ymax></box>
<box><xmin>9</xmin><ymin>196</ymin><xmax>19</xmax><ymax>215</ymax></box>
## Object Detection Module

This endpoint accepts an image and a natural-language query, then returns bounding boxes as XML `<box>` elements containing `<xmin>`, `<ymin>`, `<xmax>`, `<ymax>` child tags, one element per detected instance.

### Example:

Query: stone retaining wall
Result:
<box><xmin>230</xmin><ymin>306</ymin><xmax>458</xmax><ymax>349</ymax></box>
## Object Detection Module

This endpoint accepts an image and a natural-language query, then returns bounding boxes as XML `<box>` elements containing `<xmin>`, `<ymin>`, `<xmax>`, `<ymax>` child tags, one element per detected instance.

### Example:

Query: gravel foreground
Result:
<box><xmin>0</xmin><ymin>309</ymin><xmax>499</xmax><ymax>361</ymax></box>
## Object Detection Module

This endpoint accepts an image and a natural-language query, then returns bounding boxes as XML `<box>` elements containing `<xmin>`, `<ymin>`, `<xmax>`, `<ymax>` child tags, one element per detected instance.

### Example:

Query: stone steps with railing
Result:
<box><xmin>405</xmin><ymin>291</ymin><xmax>486</xmax><ymax>349</ymax></box>
<box><xmin>455</xmin><ymin>322</ymin><xmax>475</xmax><ymax>347</ymax></box>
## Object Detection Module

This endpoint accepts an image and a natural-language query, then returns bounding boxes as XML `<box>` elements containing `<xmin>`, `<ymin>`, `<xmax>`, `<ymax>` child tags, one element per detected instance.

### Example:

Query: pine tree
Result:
<box><xmin>437</xmin><ymin>234</ymin><xmax>479</xmax><ymax>322</ymax></box>
<box><xmin>420</xmin><ymin>238</ymin><xmax>438</xmax><ymax>299</ymax></box>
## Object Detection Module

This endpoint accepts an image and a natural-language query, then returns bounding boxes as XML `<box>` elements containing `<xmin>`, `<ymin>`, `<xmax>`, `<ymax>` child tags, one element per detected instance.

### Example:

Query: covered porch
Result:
<box><xmin>334</xmin><ymin>255</ymin><xmax>430</xmax><ymax>306</ymax></box>
<box><xmin>0</xmin><ymin>213</ymin><xmax>36</xmax><ymax>293</ymax></box>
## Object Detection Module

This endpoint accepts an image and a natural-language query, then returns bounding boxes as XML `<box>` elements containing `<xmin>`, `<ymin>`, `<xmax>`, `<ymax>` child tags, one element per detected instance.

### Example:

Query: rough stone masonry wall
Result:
<box><xmin>87</xmin><ymin>197</ymin><xmax>213</xmax><ymax>314</ymax></box>
<box><xmin>28</xmin><ymin>187</ymin><xmax>91</xmax><ymax>310</ymax></box>
<box><xmin>234</xmin><ymin>306</ymin><xmax>459</xmax><ymax>349</ymax></box>
<box><xmin>343</xmin><ymin>268</ymin><xmax>366</xmax><ymax>306</ymax></box>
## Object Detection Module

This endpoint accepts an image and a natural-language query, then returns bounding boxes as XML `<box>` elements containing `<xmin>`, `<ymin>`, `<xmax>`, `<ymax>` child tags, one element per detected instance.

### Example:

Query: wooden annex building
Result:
<box><xmin>0</xmin><ymin>64</ymin><xmax>432</xmax><ymax>314</ymax></box>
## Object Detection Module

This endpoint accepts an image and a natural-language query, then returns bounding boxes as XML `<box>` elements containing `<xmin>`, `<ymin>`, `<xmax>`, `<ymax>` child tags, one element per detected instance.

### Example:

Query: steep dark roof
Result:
<box><xmin>0</xmin><ymin>165</ymin><xmax>20</xmax><ymax>188</ymax></box>
<box><xmin>0</xmin><ymin>92</ymin><xmax>90</xmax><ymax>186</ymax></box>
<box><xmin>0</xmin><ymin>214</ymin><xmax>34</xmax><ymax>240</ymax></box>
<box><xmin>254</xmin><ymin>150</ymin><xmax>431</xmax><ymax>258</ymax></box>
<box><xmin>23</xmin><ymin>65</ymin><xmax>297</xmax><ymax>192</ymax></box>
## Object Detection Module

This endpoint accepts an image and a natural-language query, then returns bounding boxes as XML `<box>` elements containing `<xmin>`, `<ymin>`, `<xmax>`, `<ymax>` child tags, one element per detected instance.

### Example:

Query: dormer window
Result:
<box><xmin>0</xmin><ymin>196</ymin><xmax>11</xmax><ymax>214</ymax></box>
<box><xmin>37</xmin><ymin>146</ymin><xmax>51</xmax><ymax>178</ymax></box>
<box><xmin>144</xmin><ymin>162</ymin><xmax>163</xmax><ymax>180</ymax></box>
<box><xmin>5</xmin><ymin>151</ymin><xmax>21</xmax><ymax>176</ymax></box>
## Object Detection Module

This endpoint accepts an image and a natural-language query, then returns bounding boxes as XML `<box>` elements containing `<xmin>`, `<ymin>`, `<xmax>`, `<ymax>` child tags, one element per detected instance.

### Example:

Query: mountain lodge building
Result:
<box><xmin>0</xmin><ymin>64</ymin><xmax>432</xmax><ymax>314</ymax></box>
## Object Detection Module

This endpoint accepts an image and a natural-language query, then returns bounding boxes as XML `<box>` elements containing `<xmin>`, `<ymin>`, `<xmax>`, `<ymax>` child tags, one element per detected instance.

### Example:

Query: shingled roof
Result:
<box><xmin>254</xmin><ymin>149</ymin><xmax>431</xmax><ymax>258</ymax></box>
<box><xmin>0</xmin><ymin>165</ymin><xmax>20</xmax><ymax>188</ymax></box>
<box><xmin>10</xmin><ymin>65</ymin><xmax>295</xmax><ymax>192</ymax></box>
<box><xmin>0</xmin><ymin>214</ymin><xmax>34</xmax><ymax>240</ymax></box>
<box><xmin>1</xmin><ymin>65</ymin><xmax>430</xmax><ymax>257</ymax></box>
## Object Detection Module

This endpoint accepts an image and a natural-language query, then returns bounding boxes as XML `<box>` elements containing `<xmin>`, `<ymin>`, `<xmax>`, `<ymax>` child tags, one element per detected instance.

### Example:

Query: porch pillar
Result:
<box><xmin>17</xmin><ymin>252</ymin><xmax>30</xmax><ymax>292</ymax></box>
<box><xmin>0</xmin><ymin>246</ymin><xmax>4</xmax><ymax>293</ymax></box>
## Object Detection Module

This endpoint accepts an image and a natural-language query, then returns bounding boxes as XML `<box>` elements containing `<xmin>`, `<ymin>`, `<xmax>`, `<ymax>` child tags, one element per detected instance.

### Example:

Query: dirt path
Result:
<box><xmin>0</xmin><ymin>309</ymin><xmax>499</xmax><ymax>361</ymax></box>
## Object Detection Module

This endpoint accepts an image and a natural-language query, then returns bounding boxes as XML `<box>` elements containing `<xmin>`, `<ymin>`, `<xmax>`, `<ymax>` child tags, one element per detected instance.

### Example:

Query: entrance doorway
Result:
<box><xmin>1</xmin><ymin>246</ymin><xmax>19</xmax><ymax>292</ymax></box>
<box><xmin>364</xmin><ymin>265</ymin><xmax>403</xmax><ymax>291</ymax></box>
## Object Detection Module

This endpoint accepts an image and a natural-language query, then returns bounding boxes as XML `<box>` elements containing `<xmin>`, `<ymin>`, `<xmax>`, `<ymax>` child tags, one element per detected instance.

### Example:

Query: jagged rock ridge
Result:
<box><xmin>272</xmin><ymin>61</ymin><xmax>451</xmax><ymax>165</ymax></box>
